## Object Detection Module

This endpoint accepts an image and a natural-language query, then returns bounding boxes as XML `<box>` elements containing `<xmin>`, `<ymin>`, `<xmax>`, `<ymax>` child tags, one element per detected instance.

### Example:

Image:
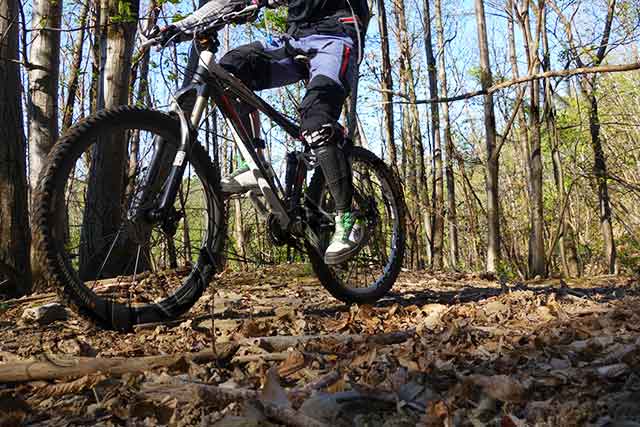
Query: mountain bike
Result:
<box><xmin>34</xmin><ymin>4</ymin><xmax>406</xmax><ymax>330</ymax></box>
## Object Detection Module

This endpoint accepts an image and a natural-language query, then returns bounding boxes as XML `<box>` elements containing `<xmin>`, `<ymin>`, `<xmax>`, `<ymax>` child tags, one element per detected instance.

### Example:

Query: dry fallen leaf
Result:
<box><xmin>468</xmin><ymin>374</ymin><xmax>526</xmax><ymax>402</ymax></box>
<box><xmin>325</xmin><ymin>313</ymin><xmax>350</xmax><ymax>332</ymax></box>
<box><xmin>240</xmin><ymin>319</ymin><xmax>270</xmax><ymax>338</ymax></box>
<box><xmin>421</xmin><ymin>400</ymin><xmax>449</xmax><ymax>427</ymax></box>
<box><xmin>596</xmin><ymin>363</ymin><xmax>629</xmax><ymax>379</ymax></box>
<box><xmin>350</xmin><ymin>347</ymin><xmax>377</xmax><ymax>368</ymax></box>
<box><xmin>0</xmin><ymin>392</ymin><xmax>30</xmax><ymax>427</ymax></box>
<box><xmin>277</xmin><ymin>350</ymin><xmax>306</xmax><ymax>377</ymax></box>
<box><xmin>501</xmin><ymin>414</ymin><xmax>527</xmax><ymax>427</ymax></box>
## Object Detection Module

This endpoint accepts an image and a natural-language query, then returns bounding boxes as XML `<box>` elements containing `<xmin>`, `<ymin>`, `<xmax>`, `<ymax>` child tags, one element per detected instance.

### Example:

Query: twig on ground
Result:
<box><xmin>1</xmin><ymin>293</ymin><xmax>57</xmax><ymax>306</ymax></box>
<box><xmin>244</xmin><ymin>329</ymin><xmax>416</xmax><ymax>352</ymax></box>
<box><xmin>0</xmin><ymin>346</ymin><xmax>238</xmax><ymax>383</ymax></box>
<box><xmin>289</xmin><ymin>370</ymin><xmax>342</xmax><ymax>401</ymax></box>
<box><xmin>232</xmin><ymin>352</ymin><xmax>290</xmax><ymax>363</ymax></box>
<box><xmin>261</xmin><ymin>402</ymin><xmax>329</xmax><ymax>427</ymax></box>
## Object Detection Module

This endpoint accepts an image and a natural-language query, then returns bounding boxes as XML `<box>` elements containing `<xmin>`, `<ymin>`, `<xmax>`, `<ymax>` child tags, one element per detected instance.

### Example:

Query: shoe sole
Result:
<box><xmin>220</xmin><ymin>184</ymin><xmax>259</xmax><ymax>195</ymax></box>
<box><xmin>324</xmin><ymin>243</ymin><xmax>364</xmax><ymax>265</ymax></box>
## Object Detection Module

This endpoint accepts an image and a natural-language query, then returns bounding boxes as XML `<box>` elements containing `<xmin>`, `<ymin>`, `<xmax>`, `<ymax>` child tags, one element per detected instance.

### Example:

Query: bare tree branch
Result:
<box><xmin>376</xmin><ymin>61</ymin><xmax>640</xmax><ymax>105</ymax></box>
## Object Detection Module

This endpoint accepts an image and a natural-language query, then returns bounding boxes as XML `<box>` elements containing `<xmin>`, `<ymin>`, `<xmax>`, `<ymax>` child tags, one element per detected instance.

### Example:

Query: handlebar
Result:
<box><xmin>140</xmin><ymin>4</ymin><xmax>259</xmax><ymax>50</ymax></box>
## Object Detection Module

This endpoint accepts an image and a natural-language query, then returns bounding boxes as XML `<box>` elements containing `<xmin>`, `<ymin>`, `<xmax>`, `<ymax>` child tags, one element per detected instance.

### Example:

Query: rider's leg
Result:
<box><xmin>219</xmin><ymin>100</ymin><xmax>267</xmax><ymax>193</ymax></box>
<box><xmin>300</xmin><ymin>76</ymin><xmax>352</xmax><ymax>213</ymax></box>
<box><xmin>295</xmin><ymin>35</ymin><xmax>360</xmax><ymax>264</ymax></box>
<box><xmin>300</xmin><ymin>77</ymin><xmax>360</xmax><ymax>265</ymax></box>
<box><xmin>219</xmin><ymin>41</ymin><xmax>305</xmax><ymax>193</ymax></box>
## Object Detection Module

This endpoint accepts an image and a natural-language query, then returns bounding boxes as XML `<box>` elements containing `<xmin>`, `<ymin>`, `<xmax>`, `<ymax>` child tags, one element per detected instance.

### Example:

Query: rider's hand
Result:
<box><xmin>158</xmin><ymin>25</ymin><xmax>180</xmax><ymax>45</ymax></box>
<box><xmin>231</xmin><ymin>0</ymin><xmax>260</xmax><ymax>23</ymax></box>
<box><xmin>247</xmin><ymin>0</ymin><xmax>283</xmax><ymax>9</ymax></box>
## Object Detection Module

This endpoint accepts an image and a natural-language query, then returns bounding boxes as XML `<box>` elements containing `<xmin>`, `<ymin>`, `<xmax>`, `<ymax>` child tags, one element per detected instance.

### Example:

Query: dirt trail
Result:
<box><xmin>1</xmin><ymin>266</ymin><xmax>639</xmax><ymax>426</ymax></box>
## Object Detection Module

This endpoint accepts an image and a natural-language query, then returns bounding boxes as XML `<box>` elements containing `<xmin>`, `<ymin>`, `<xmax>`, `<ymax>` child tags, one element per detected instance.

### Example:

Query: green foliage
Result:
<box><xmin>496</xmin><ymin>259</ymin><xmax>516</xmax><ymax>281</ymax></box>
<box><xmin>253</xmin><ymin>8</ymin><xmax>288</xmax><ymax>34</ymax></box>
<box><xmin>110</xmin><ymin>0</ymin><xmax>137</xmax><ymax>24</ymax></box>
<box><xmin>467</xmin><ymin>66</ymin><xmax>482</xmax><ymax>85</ymax></box>
<box><xmin>171</xmin><ymin>12</ymin><xmax>186</xmax><ymax>23</ymax></box>
<box><xmin>617</xmin><ymin>234</ymin><xmax>640</xmax><ymax>273</ymax></box>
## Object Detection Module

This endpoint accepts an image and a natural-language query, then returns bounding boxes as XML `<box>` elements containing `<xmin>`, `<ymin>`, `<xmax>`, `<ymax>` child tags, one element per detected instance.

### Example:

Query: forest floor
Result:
<box><xmin>1</xmin><ymin>265</ymin><xmax>639</xmax><ymax>426</ymax></box>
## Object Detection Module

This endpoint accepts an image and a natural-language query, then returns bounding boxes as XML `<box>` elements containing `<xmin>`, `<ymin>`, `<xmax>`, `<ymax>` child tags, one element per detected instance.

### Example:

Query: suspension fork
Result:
<box><xmin>132</xmin><ymin>67</ymin><xmax>211</xmax><ymax>224</ymax></box>
<box><xmin>155</xmin><ymin>89</ymin><xmax>213</xmax><ymax>214</ymax></box>
<box><xmin>148</xmin><ymin>107</ymin><xmax>196</xmax><ymax>221</ymax></box>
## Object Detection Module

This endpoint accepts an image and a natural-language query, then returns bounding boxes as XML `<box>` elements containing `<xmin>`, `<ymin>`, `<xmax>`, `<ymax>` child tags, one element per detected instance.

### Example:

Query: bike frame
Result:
<box><xmin>144</xmin><ymin>36</ymin><xmax>322</xmax><ymax>251</ymax></box>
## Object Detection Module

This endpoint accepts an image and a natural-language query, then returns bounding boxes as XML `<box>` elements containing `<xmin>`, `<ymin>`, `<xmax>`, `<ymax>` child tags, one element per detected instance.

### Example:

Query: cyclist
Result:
<box><xmin>170</xmin><ymin>0</ymin><xmax>370</xmax><ymax>265</ymax></box>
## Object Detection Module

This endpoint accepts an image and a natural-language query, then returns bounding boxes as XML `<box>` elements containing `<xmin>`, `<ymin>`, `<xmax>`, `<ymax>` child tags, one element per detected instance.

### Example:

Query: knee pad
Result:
<box><xmin>303</xmin><ymin>124</ymin><xmax>353</xmax><ymax>212</ymax></box>
<box><xmin>300</xmin><ymin>75</ymin><xmax>347</xmax><ymax>132</ymax></box>
<box><xmin>302</xmin><ymin>123</ymin><xmax>342</xmax><ymax>149</ymax></box>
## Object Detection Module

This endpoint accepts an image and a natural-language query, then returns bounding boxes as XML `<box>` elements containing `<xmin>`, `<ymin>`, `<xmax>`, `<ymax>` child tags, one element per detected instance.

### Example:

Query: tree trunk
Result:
<box><xmin>473</xmin><ymin>0</ymin><xmax>500</xmax><ymax>273</ymax></box>
<box><xmin>0</xmin><ymin>0</ymin><xmax>31</xmax><ymax>296</ymax></box>
<box><xmin>583</xmin><ymin>0</ymin><xmax>617</xmax><ymax>273</ymax></box>
<box><xmin>434</xmin><ymin>0</ymin><xmax>459</xmax><ymax>268</ymax></box>
<box><xmin>376</xmin><ymin>0</ymin><xmax>397</xmax><ymax>170</ymax></box>
<box><xmin>519</xmin><ymin>1</ymin><xmax>546</xmax><ymax>278</ymax></box>
<box><xmin>27</xmin><ymin>0</ymin><xmax>64</xmax><ymax>288</ymax></box>
<box><xmin>28</xmin><ymin>0</ymin><xmax>62</xmax><ymax>190</ymax></box>
<box><xmin>586</xmin><ymin>85</ymin><xmax>616</xmax><ymax>273</ymax></box>
<box><xmin>506</xmin><ymin>0</ymin><xmax>533</xmax><ymax>274</ymax></box>
<box><xmin>540</xmin><ymin>6</ymin><xmax>580</xmax><ymax>277</ymax></box>
<box><xmin>577</xmin><ymin>0</ymin><xmax>617</xmax><ymax>274</ymax></box>
<box><xmin>551</xmin><ymin>0</ymin><xmax>617</xmax><ymax>273</ymax></box>
<box><xmin>234</xmin><ymin>198</ymin><xmax>246</xmax><ymax>269</ymax></box>
<box><xmin>393</xmin><ymin>0</ymin><xmax>426</xmax><ymax>267</ymax></box>
<box><xmin>89</xmin><ymin>2</ymin><xmax>102</xmax><ymax>114</ymax></box>
<box><xmin>423</xmin><ymin>0</ymin><xmax>444</xmax><ymax>270</ymax></box>
<box><xmin>126</xmin><ymin>1</ymin><xmax>158</xmax><ymax>200</ymax></box>
<box><xmin>80</xmin><ymin>0</ymin><xmax>140</xmax><ymax>279</ymax></box>
<box><xmin>457</xmin><ymin>154</ymin><xmax>481</xmax><ymax>267</ymax></box>
<box><xmin>61</xmin><ymin>0</ymin><xmax>90</xmax><ymax>131</ymax></box>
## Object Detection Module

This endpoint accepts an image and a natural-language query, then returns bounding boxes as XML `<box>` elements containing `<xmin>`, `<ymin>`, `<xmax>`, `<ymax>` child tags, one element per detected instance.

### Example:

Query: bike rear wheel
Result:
<box><xmin>306</xmin><ymin>146</ymin><xmax>406</xmax><ymax>304</ymax></box>
<box><xmin>34</xmin><ymin>106</ymin><xmax>225</xmax><ymax>330</ymax></box>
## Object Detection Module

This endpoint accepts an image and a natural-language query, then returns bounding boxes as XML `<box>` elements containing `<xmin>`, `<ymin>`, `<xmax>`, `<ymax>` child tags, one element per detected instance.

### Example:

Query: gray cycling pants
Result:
<box><xmin>219</xmin><ymin>33</ymin><xmax>357</xmax><ymax>131</ymax></box>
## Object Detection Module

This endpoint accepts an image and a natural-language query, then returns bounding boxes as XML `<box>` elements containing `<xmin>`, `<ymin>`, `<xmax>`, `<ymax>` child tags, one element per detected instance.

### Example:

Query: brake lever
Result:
<box><xmin>222</xmin><ymin>4</ymin><xmax>259</xmax><ymax>22</ymax></box>
<box><xmin>140</xmin><ymin>25</ymin><xmax>163</xmax><ymax>49</ymax></box>
<box><xmin>140</xmin><ymin>36</ymin><xmax>160</xmax><ymax>50</ymax></box>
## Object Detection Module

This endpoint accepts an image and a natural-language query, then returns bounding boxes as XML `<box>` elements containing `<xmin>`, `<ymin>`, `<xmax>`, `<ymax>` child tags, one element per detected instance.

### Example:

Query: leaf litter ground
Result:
<box><xmin>1</xmin><ymin>265</ymin><xmax>639</xmax><ymax>426</ymax></box>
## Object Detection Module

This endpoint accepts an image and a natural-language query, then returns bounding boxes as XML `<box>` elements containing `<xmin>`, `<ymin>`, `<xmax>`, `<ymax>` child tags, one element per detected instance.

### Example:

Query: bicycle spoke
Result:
<box><xmin>46</xmin><ymin>113</ymin><xmax>221</xmax><ymax>318</ymax></box>
<box><xmin>311</xmin><ymin>153</ymin><xmax>402</xmax><ymax>293</ymax></box>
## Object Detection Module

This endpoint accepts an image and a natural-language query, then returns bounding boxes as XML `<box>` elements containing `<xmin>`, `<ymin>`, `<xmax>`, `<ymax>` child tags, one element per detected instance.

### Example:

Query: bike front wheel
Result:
<box><xmin>34</xmin><ymin>106</ymin><xmax>225</xmax><ymax>330</ymax></box>
<box><xmin>306</xmin><ymin>146</ymin><xmax>406</xmax><ymax>304</ymax></box>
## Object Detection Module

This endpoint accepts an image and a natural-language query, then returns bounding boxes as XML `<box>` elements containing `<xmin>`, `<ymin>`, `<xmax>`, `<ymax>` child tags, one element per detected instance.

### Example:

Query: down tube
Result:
<box><xmin>209</xmin><ymin>85</ymin><xmax>291</xmax><ymax>228</ymax></box>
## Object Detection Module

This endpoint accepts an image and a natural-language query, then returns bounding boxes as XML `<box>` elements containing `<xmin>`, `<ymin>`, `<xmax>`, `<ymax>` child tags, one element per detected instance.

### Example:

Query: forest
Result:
<box><xmin>1</xmin><ymin>0</ymin><xmax>640</xmax><ymax>425</ymax></box>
